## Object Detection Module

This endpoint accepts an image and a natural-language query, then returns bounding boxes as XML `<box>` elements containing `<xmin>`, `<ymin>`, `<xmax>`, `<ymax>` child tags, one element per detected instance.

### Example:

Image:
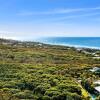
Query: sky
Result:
<box><xmin>0</xmin><ymin>0</ymin><xmax>100</xmax><ymax>40</ymax></box>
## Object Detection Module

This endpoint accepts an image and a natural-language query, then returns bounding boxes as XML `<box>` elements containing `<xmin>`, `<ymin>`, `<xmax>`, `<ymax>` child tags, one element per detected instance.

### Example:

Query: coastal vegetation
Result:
<box><xmin>0</xmin><ymin>38</ymin><xmax>100</xmax><ymax>100</ymax></box>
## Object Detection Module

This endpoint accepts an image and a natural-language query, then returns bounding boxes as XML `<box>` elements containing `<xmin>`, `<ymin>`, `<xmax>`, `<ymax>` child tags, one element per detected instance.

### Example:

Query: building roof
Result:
<box><xmin>90</xmin><ymin>67</ymin><xmax>100</xmax><ymax>72</ymax></box>
<box><xmin>95</xmin><ymin>86</ymin><xmax>100</xmax><ymax>93</ymax></box>
<box><xmin>94</xmin><ymin>80</ymin><xmax>100</xmax><ymax>85</ymax></box>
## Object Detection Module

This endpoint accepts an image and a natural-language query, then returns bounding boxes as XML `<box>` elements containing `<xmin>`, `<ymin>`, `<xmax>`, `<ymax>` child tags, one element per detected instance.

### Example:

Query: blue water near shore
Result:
<box><xmin>37</xmin><ymin>37</ymin><xmax>100</xmax><ymax>49</ymax></box>
<box><xmin>90</xmin><ymin>94</ymin><xmax>97</xmax><ymax>100</ymax></box>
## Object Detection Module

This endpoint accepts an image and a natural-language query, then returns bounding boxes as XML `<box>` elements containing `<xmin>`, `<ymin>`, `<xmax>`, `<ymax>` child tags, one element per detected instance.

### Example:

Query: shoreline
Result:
<box><xmin>38</xmin><ymin>41</ymin><xmax>100</xmax><ymax>50</ymax></box>
<box><xmin>1</xmin><ymin>37</ymin><xmax>100</xmax><ymax>50</ymax></box>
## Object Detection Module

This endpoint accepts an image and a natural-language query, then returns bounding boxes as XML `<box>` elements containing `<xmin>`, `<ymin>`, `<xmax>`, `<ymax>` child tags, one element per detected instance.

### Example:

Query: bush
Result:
<box><xmin>14</xmin><ymin>90</ymin><xmax>34</xmax><ymax>99</ymax></box>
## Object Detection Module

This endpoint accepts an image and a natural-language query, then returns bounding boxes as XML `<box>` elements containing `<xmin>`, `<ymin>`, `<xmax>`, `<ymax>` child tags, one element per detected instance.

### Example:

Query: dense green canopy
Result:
<box><xmin>0</xmin><ymin>39</ymin><xmax>100</xmax><ymax>100</ymax></box>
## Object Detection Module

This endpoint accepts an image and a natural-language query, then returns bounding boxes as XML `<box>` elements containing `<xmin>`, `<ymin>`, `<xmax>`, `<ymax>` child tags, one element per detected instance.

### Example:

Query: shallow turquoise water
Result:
<box><xmin>38</xmin><ymin>37</ymin><xmax>100</xmax><ymax>49</ymax></box>
<box><xmin>90</xmin><ymin>94</ymin><xmax>97</xmax><ymax>100</ymax></box>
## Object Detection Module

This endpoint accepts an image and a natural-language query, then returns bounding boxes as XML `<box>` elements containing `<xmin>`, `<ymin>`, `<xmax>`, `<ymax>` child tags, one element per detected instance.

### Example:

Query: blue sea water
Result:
<box><xmin>37</xmin><ymin>37</ymin><xmax>100</xmax><ymax>49</ymax></box>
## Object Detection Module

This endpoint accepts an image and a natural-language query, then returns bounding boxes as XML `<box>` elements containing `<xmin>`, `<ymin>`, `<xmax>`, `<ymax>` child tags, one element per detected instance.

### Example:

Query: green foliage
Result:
<box><xmin>0</xmin><ymin>39</ymin><xmax>100</xmax><ymax>100</ymax></box>
<box><xmin>96</xmin><ymin>96</ymin><xmax>100</xmax><ymax>100</ymax></box>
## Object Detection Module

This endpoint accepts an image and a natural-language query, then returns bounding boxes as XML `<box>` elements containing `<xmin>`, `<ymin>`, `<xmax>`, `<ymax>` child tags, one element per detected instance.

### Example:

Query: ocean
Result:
<box><xmin>37</xmin><ymin>37</ymin><xmax>100</xmax><ymax>49</ymax></box>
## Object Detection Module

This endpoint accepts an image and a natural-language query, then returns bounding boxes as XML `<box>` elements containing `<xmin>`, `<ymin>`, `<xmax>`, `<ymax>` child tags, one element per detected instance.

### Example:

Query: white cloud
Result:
<box><xmin>17</xmin><ymin>6</ymin><xmax>100</xmax><ymax>16</ymax></box>
<box><xmin>51</xmin><ymin>12</ymin><xmax>100</xmax><ymax>21</ymax></box>
<box><xmin>1</xmin><ymin>22</ymin><xmax>100</xmax><ymax>40</ymax></box>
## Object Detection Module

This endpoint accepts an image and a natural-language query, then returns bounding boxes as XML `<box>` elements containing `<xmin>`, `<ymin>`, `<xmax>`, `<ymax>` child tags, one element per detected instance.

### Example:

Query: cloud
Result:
<box><xmin>52</xmin><ymin>12</ymin><xmax>100</xmax><ymax>21</ymax></box>
<box><xmin>17</xmin><ymin>6</ymin><xmax>100</xmax><ymax>16</ymax></box>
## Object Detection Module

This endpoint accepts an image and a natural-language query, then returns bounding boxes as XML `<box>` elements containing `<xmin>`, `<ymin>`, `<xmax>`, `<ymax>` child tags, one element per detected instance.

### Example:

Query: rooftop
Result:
<box><xmin>95</xmin><ymin>86</ymin><xmax>100</xmax><ymax>93</ymax></box>
<box><xmin>94</xmin><ymin>80</ymin><xmax>100</xmax><ymax>85</ymax></box>
<box><xmin>90</xmin><ymin>67</ymin><xmax>100</xmax><ymax>72</ymax></box>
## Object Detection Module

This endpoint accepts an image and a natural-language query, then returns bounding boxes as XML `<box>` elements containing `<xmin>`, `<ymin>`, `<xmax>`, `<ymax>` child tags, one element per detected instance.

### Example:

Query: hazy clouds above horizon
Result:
<box><xmin>0</xmin><ymin>0</ymin><xmax>100</xmax><ymax>40</ymax></box>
